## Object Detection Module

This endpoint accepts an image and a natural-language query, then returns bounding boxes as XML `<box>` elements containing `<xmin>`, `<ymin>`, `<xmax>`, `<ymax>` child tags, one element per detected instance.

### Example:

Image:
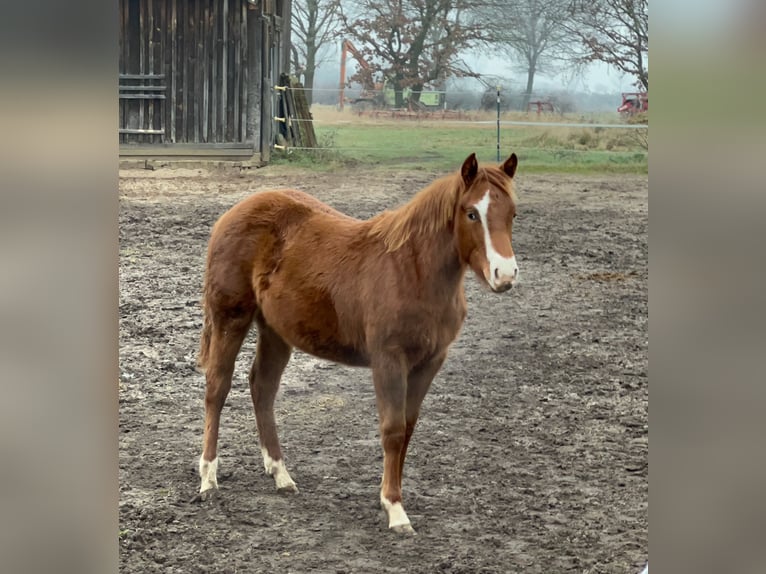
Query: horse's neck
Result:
<box><xmin>369</xmin><ymin>176</ymin><xmax>460</xmax><ymax>252</ymax></box>
<box><xmin>413</xmin><ymin>228</ymin><xmax>466</xmax><ymax>291</ymax></box>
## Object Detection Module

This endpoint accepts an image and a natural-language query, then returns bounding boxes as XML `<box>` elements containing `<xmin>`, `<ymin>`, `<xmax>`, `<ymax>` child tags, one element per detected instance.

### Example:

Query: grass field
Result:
<box><xmin>272</xmin><ymin>105</ymin><xmax>648</xmax><ymax>174</ymax></box>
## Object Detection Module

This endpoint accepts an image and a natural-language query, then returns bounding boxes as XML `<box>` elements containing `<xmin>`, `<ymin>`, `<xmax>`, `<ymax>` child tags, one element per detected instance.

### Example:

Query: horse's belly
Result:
<box><xmin>278</xmin><ymin>325</ymin><xmax>370</xmax><ymax>368</ymax></box>
<box><xmin>295</xmin><ymin>340</ymin><xmax>370</xmax><ymax>368</ymax></box>
<box><xmin>258</xmin><ymin>283</ymin><xmax>369</xmax><ymax>368</ymax></box>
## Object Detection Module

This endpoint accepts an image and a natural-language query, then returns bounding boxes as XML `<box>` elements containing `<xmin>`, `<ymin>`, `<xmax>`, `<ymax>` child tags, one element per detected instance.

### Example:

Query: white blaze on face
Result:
<box><xmin>474</xmin><ymin>190</ymin><xmax>519</xmax><ymax>288</ymax></box>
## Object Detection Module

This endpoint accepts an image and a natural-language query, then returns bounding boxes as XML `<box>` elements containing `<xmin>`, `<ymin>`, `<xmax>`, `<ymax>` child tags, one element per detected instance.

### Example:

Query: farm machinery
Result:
<box><xmin>618</xmin><ymin>92</ymin><xmax>648</xmax><ymax>116</ymax></box>
<box><xmin>338</xmin><ymin>39</ymin><xmax>445</xmax><ymax>115</ymax></box>
<box><xmin>527</xmin><ymin>100</ymin><xmax>557</xmax><ymax>115</ymax></box>
<box><xmin>338</xmin><ymin>39</ymin><xmax>383</xmax><ymax>111</ymax></box>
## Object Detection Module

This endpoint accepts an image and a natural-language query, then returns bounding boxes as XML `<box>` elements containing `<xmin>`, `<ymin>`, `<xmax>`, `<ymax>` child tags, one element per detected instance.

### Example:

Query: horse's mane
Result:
<box><xmin>368</xmin><ymin>166</ymin><xmax>516</xmax><ymax>252</ymax></box>
<box><xmin>368</xmin><ymin>172</ymin><xmax>463</xmax><ymax>252</ymax></box>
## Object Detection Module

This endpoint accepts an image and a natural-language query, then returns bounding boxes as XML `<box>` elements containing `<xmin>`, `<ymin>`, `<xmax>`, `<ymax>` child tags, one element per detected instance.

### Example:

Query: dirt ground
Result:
<box><xmin>119</xmin><ymin>164</ymin><xmax>648</xmax><ymax>573</ymax></box>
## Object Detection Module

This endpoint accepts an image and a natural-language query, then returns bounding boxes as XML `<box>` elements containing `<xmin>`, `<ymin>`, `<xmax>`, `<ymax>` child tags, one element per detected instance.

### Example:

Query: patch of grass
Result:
<box><xmin>270</xmin><ymin>129</ymin><xmax>351</xmax><ymax>170</ymax></box>
<box><xmin>276</xmin><ymin>113</ymin><xmax>647</xmax><ymax>174</ymax></box>
<box><xmin>516</xmin><ymin>148</ymin><xmax>648</xmax><ymax>174</ymax></box>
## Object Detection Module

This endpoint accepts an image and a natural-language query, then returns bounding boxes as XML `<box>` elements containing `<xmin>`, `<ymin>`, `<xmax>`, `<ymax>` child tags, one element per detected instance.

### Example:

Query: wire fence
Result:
<box><xmin>272</xmin><ymin>85</ymin><xmax>648</xmax><ymax>171</ymax></box>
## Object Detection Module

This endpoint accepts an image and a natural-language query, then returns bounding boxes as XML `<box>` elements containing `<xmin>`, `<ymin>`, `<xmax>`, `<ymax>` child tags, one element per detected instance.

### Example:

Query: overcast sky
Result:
<box><xmin>469</xmin><ymin>56</ymin><xmax>635</xmax><ymax>93</ymax></box>
<box><xmin>315</xmin><ymin>45</ymin><xmax>637</xmax><ymax>95</ymax></box>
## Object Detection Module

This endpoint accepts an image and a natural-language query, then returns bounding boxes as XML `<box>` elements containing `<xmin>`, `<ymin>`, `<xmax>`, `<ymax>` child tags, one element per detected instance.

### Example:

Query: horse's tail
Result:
<box><xmin>197</xmin><ymin>277</ymin><xmax>212</xmax><ymax>373</ymax></box>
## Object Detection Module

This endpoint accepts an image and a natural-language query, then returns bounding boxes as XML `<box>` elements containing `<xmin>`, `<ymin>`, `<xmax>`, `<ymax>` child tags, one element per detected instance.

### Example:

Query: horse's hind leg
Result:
<box><xmin>249</xmin><ymin>321</ymin><xmax>297</xmax><ymax>493</ymax></box>
<box><xmin>196</xmin><ymin>309</ymin><xmax>253</xmax><ymax>501</ymax></box>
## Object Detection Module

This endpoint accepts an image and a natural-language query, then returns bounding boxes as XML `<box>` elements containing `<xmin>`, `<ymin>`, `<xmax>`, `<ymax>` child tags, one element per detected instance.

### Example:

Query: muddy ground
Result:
<box><xmin>119</xmin><ymin>164</ymin><xmax>648</xmax><ymax>573</ymax></box>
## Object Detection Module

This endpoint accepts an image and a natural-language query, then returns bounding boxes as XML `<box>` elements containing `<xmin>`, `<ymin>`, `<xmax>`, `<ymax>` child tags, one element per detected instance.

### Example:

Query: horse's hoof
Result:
<box><xmin>390</xmin><ymin>523</ymin><xmax>416</xmax><ymax>536</ymax></box>
<box><xmin>190</xmin><ymin>487</ymin><xmax>218</xmax><ymax>503</ymax></box>
<box><xmin>277</xmin><ymin>482</ymin><xmax>299</xmax><ymax>494</ymax></box>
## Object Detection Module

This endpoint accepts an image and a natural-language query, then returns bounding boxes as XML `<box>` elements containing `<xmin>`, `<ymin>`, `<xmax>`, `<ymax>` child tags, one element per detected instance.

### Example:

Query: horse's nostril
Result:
<box><xmin>494</xmin><ymin>268</ymin><xmax>499</xmax><ymax>280</ymax></box>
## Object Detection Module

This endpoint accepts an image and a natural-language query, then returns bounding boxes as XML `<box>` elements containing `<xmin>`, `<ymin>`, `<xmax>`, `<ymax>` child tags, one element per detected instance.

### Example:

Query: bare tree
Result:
<box><xmin>487</xmin><ymin>0</ymin><xmax>574</xmax><ymax>110</ymax></box>
<box><xmin>567</xmin><ymin>0</ymin><xmax>648</xmax><ymax>90</ymax></box>
<box><xmin>340</xmin><ymin>0</ymin><xmax>485</xmax><ymax>107</ymax></box>
<box><xmin>291</xmin><ymin>0</ymin><xmax>342</xmax><ymax>105</ymax></box>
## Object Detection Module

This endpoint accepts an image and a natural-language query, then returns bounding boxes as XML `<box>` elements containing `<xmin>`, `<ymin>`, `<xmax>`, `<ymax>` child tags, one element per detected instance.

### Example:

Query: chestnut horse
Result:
<box><xmin>196</xmin><ymin>152</ymin><xmax>520</xmax><ymax>534</ymax></box>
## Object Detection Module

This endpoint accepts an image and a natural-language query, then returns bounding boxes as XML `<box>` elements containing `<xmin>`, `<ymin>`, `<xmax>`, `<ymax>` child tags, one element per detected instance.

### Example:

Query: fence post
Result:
<box><xmin>496</xmin><ymin>85</ymin><xmax>501</xmax><ymax>162</ymax></box>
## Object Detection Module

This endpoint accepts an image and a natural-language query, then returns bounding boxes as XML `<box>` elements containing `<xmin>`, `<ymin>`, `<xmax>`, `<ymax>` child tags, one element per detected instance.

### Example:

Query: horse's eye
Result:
<box><xmin>467</xmin><ymin>211</ymin><xmax>478</xmax><ymax>221</ymax></box>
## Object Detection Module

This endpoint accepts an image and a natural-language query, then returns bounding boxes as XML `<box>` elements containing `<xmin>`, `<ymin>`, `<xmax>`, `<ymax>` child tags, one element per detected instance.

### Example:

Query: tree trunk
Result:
<box><xmin>392</xmin><ymin>75</ymin><xmax>405</xmax><ymax>108</ymax></box>
<box><xmin>523</xmin><ymin>66</ymin><xmax>536</xmax><ymax>111</ymax></box>
<box><xmin>394</xmin><ymin>89</ymin><xmax>404</xmax><ymax>108</ymax></box>
<box><xmin>303</xmin><ymin>50</ymin><xmax>316</xmax><ymax>106</ymax></box>
<box><xmin>410</xmin><ymin>83</ymin><xmax>423</xmax><ymax>103</ymax></box>
<box><xmin>303</xmin><ymin>70</ymin><xmax>315</xmax><ymax>107</ymax></box>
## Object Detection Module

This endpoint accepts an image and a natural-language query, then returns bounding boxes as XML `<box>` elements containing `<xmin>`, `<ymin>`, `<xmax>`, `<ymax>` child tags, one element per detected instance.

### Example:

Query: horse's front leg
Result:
<box><xmin>399</xmin><ymin>353</ymin><xmax>447</xmax><ymax>480</ymax></box>
<box><xmin>371</xmin><ymin>354</ymin><xmax>413</xmax><ymax>534</ymax></box>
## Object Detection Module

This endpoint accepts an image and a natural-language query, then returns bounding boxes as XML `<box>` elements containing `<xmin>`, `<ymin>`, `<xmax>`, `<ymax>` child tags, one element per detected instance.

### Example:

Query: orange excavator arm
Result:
<box><xmin>339</xmin><ymin>39</ymin><xmax>373</xmax><ymax>110</ymax></box>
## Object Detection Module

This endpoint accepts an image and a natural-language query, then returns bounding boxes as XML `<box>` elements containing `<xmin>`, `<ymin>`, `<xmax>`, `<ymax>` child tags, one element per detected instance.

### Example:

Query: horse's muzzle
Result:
<box><xmin>490</xmin><ymin>281</ymin><xmax>514</xmax><ymax>293</ymax></box>
<box><xmin>489</xmin><ymin>267</ymin><xmax>518</xmax><ymax>293</ymax></box>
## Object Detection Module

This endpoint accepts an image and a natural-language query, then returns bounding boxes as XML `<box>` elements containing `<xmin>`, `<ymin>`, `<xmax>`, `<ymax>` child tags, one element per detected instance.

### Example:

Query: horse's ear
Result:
<box><xmin>461</xmin><ymin>153</ymin><xmax>478</xmax><ymax>187</ymax></box>
<box><xmin>502</xmin><ymin>153</ymin><xmax>518</xmax><ymax>178</ymax></box>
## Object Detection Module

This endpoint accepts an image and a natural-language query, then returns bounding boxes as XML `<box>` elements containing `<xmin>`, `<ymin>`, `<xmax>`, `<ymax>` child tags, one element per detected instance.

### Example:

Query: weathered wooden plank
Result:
<box><xmin>181</xmin><ymin>0</ymin><xmax>188</xmax><ymax>142</ymax></box>
<box><xmin>120</xmin><ymin>94</ymin><xmax>168</xmax><ymax>100</ymax></box>
<box><xmin>281</xmin><ymin>0</ymin><xmax>292</xmax><ymax>78</ymax></box>
<box><xmin>138</xmin><ymin>0</ymin><xmax>145</xmax><ymax>136</ymax></box>
<box><xmin>292</xmin><ymin>77</ymin><xmax>318</xmax><ymax>148</ymax></box>
<box><xmin>291</xmin><ymin>93</ymin><xmax>302</xmax><ymax>145</ymax></box>
<box><xmin>119</xmin><ymin>0</ymin><xmax>126</xmax><ymax>143</ymax></box>
<box><xmin>119</xmin><ymin>128</ymin><xmax>166</xmax><ymax>134</ymax></box>
<box><xmin>119</xmin><ymin>142</ymin><xmax>257</xmax><ymax>158</ymax></box>
<box><xmin>170</xmin><ymin>0</ymin><xmax>177</xmax><ymax>143</ymax></box>
<box><xmin>153</xmin><ymin>0</ymin><xmax>164</xmax><ymax>143</ymax></box>
<box><xmin>193</xmin><ymin>0</ymin><xmax>200</xmax><ymax>143</ymax></box>
<box><xmin>233</xmin><ymin>0</ymin><xmax>241</xmax><ymax>142</ymax></box>
<box><xmin>119</xmin><ymin>73</ymin><xmax>165</xmax><ymax>79</ymax></box>
<box><xmin>240</xmin><ymin>1</ymin><xmax>248</xmax><ymax>142</ymax></box>
<box><xmin>123</xmin><ymin>141</ymin><xmax>257</xmax><ymax>149</ymax></box>
<box><xmin>246</xmin><ymin>4</ymin><xmax>260</xmax><ymax>149</ymax></box>
<box><xmin>118</xmin><ymin>3</ymin><xmax>124</xmax><ymax>73</ymax></box>
<box><xmin>202</xmin><ymin>0</ymin><xmax>209</xmax><ymax>143</ymax></box>
<box><xmin>159</xmin><ymin>0</ymin><xmax>168</xmax><ymax>142</ymax></box>
<box><xmin>147</xmin><ymin>0</ymin><xmax>155</xmax><ymax>143</ymax></box>
<box><xmin>211</xmin><ymin>0</ymin><xmax>218</xmax><ymax>142</ymax></box>
<box><xmin>260</xmin><ymin>16</ymin><xmax>271</xmax><ymax>162</ymax></box>
<box><xmin>120</xmin><ymin>149</ymin><xmax>254</xmax><ymax>156</ymax></box>
<box><xmin>221</xmin><ymin>0</ymin><xmax>229</xmax><ymax>142</ymax></box>
<box><xmin>280</xmin><ymin>75</ymin><xmax>295</xmax><ymax>146</ymax></box>
<box><xmin>127</xmin><ymin>0</ymin><xmax>141</xmax><ymax>143</ymax></box>
<box><xmin>286</xmin><ymin>81</ymin><xmax>298</xmax><ymax>147</ymax></box>
<box><xmin>119</xmin><ymin>85</ymin><xmax>166</xmax><ymax>91</ymax></box>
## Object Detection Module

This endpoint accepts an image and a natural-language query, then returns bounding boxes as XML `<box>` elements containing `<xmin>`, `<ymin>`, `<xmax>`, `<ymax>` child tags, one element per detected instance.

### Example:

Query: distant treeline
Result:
<box><xmin>309</xmin><ymin>83</ymin><xmax>628</xmax><ymax>114</ymax></box>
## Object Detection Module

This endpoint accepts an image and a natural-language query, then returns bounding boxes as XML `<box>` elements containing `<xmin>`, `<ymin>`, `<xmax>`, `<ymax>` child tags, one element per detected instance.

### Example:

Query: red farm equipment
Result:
<box><xmin>527</xmin><ymin>100</ymin><xmax>556</xmax><ymax>115</ymax></box>
<box><xmin>618</xmin><ymin>92</ymin><xmax>648</xmax><ymax>116</ymax></box>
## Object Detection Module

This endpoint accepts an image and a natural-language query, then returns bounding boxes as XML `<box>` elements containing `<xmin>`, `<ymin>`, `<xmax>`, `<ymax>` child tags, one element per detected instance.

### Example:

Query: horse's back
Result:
<box><xmin>207</xmin><ymin>188</ymin><xmax>359</xmax><ymax>268</ymax></box>
<box><xmin>278</xmin><ymin>189</ymin><xmax>359</xmax><ymax>222</ymax></box>
<box><xmin>204</xmin><ymin>188</ymin><xmax>365</xmax><ymax>303</ymax></box>
<box><xmin>217</xmin><ymin>189</ymin><xmax>357</xmax><ymax>230</ymax></box>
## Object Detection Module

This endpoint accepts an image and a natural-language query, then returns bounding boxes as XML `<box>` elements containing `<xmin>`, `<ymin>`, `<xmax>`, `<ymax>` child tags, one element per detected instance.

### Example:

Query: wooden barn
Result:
<box><xmin>119</xmin><ymin>0</ymin><xmax>292</xmax><ymax>161</ymax></box>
